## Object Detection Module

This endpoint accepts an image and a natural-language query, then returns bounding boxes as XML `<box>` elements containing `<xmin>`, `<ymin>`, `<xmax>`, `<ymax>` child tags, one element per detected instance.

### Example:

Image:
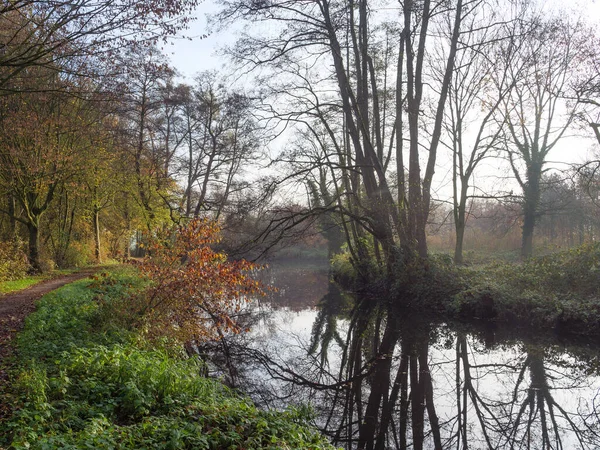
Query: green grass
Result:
<box><xmin>0</xmin><ymin>266</ymin><xmax>337</xmax><ymax>450</ymax></box>
<box><xmin>0</xmin><ymin>276</ymin><xmax>44</xmax><ymax>294</ymax></box>
<box><xmin>0</xmin><ymin>267</ymin><xmax>97</xmax><ymax>295</ymax></box>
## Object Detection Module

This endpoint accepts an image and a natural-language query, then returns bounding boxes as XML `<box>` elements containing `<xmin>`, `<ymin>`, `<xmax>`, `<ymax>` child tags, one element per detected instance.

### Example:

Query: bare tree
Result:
<box><xmin>0</xmin><ymin>0</ymin><xmax>198</xmax><ymax>92</ymax></box>
<box><xmin>176</xmin><ymin>72</ymin><xmax>262</xmax><ymax>219</ymax></box>
<box><xmin>442</xmin><ymin>3</ymin><xmax>518</xmax><ymax>263</ymax></box>
<box><xmin>216</xmin><ymin>0</ymin><xmax>470</xmax><ymax>279</ymax></box>
<box><xmin>500</xmin><ymin>13</ymin><xmax>586</xmax><ymax>258</ymax></box>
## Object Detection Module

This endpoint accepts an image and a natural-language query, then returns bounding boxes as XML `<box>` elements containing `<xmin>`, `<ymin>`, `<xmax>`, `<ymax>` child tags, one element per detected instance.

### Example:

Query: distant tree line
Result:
<box><xmin>427</xmin><ymin>171</ymin><xmax>600</xmax><ymax>257</ymax></box>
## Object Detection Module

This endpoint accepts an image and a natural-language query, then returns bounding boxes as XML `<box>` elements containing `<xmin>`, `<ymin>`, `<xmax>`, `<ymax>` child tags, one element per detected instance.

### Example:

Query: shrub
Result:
<box><xmin>399</xmin><ymin>253</ymin><xmax>466</xmax><ymax>308</ymax></box>
<box><xmin>0</xmin><ymin>239</ymin><xmax>29</xmax><ymax>281</ymax></box>
<box><xmin>448</xmin><ymin>243</ymin><xmax>600</xmax><ymax>334</ymax></box>
<box><xmin>56</xmin><ymin>241</ymin><xmax>93</xmax><ymax>268</ymax></box>
<box><xmin>330</xmin><ymin>251</ymin><xmax>356</xmax><ymax>286</ymax></box>
<box><xmin>135</xmin><ymin>218</ymin><xmax>266</xmax><ymax>343</ymax></box>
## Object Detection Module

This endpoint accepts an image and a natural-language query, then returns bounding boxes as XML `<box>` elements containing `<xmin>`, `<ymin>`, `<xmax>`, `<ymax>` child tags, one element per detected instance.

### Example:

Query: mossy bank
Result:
<box><xmin>0</xmin><ymin>267</ymin><xmax>337</xmax><ymax>449</ymax></box>
<box><xmin>332</xmin><ymin>243</ymin><xmax>600</xmax><ymax>337</ymax></box>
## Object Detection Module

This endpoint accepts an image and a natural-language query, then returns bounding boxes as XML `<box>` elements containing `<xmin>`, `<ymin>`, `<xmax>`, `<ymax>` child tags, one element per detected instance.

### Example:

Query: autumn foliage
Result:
<box><xmin>135</xmin><ymin>218</ymin><xmax>265</xmax><ymax>342</ymax></box>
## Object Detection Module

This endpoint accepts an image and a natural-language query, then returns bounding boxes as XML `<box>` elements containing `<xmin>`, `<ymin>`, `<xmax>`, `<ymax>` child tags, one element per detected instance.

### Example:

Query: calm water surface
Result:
<box><xmin>206</xmin><ymin>261</ymin><xmax>600</xmax><ymax>449</ymax></box>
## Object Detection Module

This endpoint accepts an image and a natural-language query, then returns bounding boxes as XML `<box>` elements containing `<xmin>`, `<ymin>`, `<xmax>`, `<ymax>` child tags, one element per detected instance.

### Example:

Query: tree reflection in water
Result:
<box><xmin>199</xmin><ymin>278</ymin><xmax>600</xmax><ymax>449</ymax></box>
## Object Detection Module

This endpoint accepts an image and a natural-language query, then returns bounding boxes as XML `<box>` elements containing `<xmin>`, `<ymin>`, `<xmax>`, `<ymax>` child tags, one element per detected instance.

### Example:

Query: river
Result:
<box><xmin>201</xmin><ymin>259</ymin><xmax>600</xmax><ymax>449</ymax></box>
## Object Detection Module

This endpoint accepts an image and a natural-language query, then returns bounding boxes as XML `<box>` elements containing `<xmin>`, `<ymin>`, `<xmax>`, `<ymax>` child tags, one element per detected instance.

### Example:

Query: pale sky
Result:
<box><xmin>166</xmin><ymin>0</ymin><xmax>600</xmax><ymax>78</ymax></box>
<box><xmin>165</xmin><ymin>0</ymin><xmax>230</xmax><ymax>79</ymax></box>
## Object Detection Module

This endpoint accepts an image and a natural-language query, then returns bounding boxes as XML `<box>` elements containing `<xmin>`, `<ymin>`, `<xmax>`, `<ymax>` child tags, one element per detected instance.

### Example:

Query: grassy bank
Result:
<box><xmin>448</xmin><ymin>243</ymin><xmax>600</xmax><ymax>336</ymax></box>
<box><xmin>0</xmin><ymin>276</ymin><xmax>43</xmax><ymax>294</ymax></box>
<box><xmin>333</xmin><ymin>243</ymin><xmax>600</xmax><ymax>337</ymax></box>
<box><xmin>0</xmin><ymin>267</ymin><xmax>336</xmax><ymax>449</ymax></box>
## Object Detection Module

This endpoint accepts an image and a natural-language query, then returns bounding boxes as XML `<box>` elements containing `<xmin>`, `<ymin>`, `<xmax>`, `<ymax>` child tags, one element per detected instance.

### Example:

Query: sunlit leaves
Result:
<box><xmin>136</xmin><ymin>218</ymin><xmax>266</xmax><ymax>342</ymax></box>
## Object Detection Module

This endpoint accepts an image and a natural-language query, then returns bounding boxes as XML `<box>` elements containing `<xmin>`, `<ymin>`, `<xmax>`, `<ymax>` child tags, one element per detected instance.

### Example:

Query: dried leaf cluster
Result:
<box><xmin>135</xmin><ymin>218</ymin><xmax>265</xmax><ymax>342</ymax></box>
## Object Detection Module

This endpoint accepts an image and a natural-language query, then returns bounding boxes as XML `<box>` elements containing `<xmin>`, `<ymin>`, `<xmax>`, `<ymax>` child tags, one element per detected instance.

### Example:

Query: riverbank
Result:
<box><xmin>0</xmin><ymin>267</ymin><xmax>337</xmax><ymax>450</ymax></box>
<box><xmin>334</xmin><ymin>242</ymin><xmax>600</xmax><ymax>337</ymax></box>
<box><xmin>447</xmin><ymin>244</ymin><xmax>600</xmax><ymax>336</ymax></box>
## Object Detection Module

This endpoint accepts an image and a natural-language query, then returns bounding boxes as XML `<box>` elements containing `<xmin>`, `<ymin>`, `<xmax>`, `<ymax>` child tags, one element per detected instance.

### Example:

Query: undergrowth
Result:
<box><xmin>0</xmin><ymin>266</ymin><xmax>337</xmax><ymax>449</ymax></box>
<box><xmin>331</xmin><ymin>243</ymin><xmax>600</xmax><ymax>336</ymax></box>
<box><xmin>450</xmin><ymin>243</ymin><xmax>600</xmax><ymax>335</ymax></box>
<box><xmin>0</xmin><ymin>239</ymin><xmax>28</xmax><ymax>282</ymax></box>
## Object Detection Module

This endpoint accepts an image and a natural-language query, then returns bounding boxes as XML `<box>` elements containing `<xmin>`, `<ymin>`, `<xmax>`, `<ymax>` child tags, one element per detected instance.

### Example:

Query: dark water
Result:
<box><xmin>205</xmin><ymin>262</ymin><xmax>600</xmax><ymax>450</ymax></box>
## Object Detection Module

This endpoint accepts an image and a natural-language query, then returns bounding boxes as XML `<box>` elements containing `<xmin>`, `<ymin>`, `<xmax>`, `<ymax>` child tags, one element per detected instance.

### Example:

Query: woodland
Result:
<box><xmin>2</xmin><ymin>0</ymin><xmax>600</xmax><ymax>448</ymax></box>
<box><xmin>1</xmin><ymin>0</ymin><xmax>600</xmax><ymax>275</ymax></box>
<box><xmin>2</xmin><ymin>0</ymin><xmax>600</xmax><ymax>321</ymax></box>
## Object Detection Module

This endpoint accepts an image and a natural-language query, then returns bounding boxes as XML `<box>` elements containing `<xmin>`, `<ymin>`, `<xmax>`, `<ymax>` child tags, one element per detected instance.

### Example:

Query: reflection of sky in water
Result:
<box><xmin>254</xmin><ymin>307</ymin><xmax>316</xmax><ymax>337</ymax></box>
<box><xmin>426</xmin><ymin>342</ymin><xmax>598</xmax><ymax>448</ymax></box>
<box><xmin>234</xmin><ymin>263</ymin><xmax>600</xmax><ymax>448</ymax></box>
<box><xmin>248</xmin><ymin>305</ymin><xmax>348</xmax><ymax>372</ymax></box>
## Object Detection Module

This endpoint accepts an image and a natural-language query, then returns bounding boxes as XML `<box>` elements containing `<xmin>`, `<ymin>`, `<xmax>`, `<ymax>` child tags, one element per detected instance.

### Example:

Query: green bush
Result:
<box><xmin>55</xmin><ymin>241</ymin><xmax>93</xmax><ymax>268</ymax></box>
<box><xmin>330</xmin><ymin>251</ymin><xmax>356</xmax><ymax>286</ymax></box>
<box><xmin>397</xmin><ymin>253</ymin><xmax>466</xmax><ymax>307</ymax></box>
<box><xmin>330</xmin><ymin>241</ymin><xmax>387</xmax><ymax>289</ymax></box>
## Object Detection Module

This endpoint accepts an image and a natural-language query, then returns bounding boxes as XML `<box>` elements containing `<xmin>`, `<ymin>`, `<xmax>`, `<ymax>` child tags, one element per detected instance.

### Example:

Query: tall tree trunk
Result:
<box><xmin>454</xmin><ymin>223</ymin><xmax>466</xmax><ymax>264</ymax></box>
<box><xmin>27</xmin><ymin>221</ymin><xmax>41</xmax><ymax>273</ymax></box>
<box><xmin>521</xmin><ymin>201</ymin><xmax>535</xmax><ymax>259</ymax></box>
<box><xmin>136</xmin><ymin>85</ymin><xmax>154</xmax><ymax>226</ymax></box>
<box><xmin>123</xmin><ymin>193</ymin><xmax>131</xmax><ymax>259</ymax></box>
<box><xmin>8</xmin><ymin>195</ymin><xmax>16</xmax><ymax>238</ymax></box>
<box><xmin>521</xmin><ymin>163</ymin><xmax>541</xmax><ymax>259</ymax></box>
<box><xmin>93</xmin><ymin>207</ymin><xmax>102</xmax><ymax>263</ymax></box>
<box><xmin>396</xmin><ymin>33</ymin><xmax>408</xmax><ymax>250</ymax></box>
<box><xmin>454</xmin><ymin>188</ymin><xmax>468</xmax><ymax>264</ymax></box>
<box><xmin>323</xmin><ymin>0</ymin><xmax>399</xmax><ymax>271</ymax></box>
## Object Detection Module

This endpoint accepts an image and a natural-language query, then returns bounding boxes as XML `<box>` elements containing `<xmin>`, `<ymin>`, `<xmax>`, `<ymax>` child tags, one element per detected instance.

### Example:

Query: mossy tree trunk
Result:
<box><xmin>520</xmin><ymin>161</ymin><xmax>542</xmax><ymax>259</ymax></box>
<box><xmin>26</xmin><ymin>221</ymin><xmax>41</xmax><ymax>273</ymax></box>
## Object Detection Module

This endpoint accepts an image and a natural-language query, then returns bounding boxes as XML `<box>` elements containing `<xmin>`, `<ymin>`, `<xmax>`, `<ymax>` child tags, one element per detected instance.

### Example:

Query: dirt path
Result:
<box><xmin>0</xmin><ymin>267</ymin><xmax>102</xmax><ymax>422</ymax></box>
